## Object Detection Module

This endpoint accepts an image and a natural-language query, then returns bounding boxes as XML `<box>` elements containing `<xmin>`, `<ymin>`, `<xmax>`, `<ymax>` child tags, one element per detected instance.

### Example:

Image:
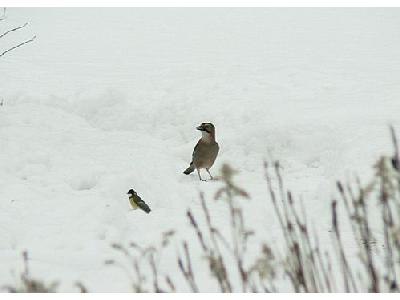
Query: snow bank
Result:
<box><xmin>1</xmin><ymin>8</ymin><xmax>400</xmax><ymax>291</ymax></box>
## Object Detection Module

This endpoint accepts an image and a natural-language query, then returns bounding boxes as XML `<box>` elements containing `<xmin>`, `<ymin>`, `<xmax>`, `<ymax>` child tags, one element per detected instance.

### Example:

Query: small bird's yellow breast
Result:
<box><xmin>129</xmin><ymin>196</ymin><xmax>138</xmax><ymax>209</ymax></box>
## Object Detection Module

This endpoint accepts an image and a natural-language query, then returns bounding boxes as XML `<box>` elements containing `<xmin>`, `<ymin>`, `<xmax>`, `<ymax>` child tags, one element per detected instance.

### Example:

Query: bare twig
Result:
<box><xmin>0</xmin><ymin>10</ymin><xmax>36</xmax><ymax>58</ymax></box>
<box><xmin>0</xmin><ymin>35</ymin><xmax>36</xmax><ymax>58</ymax></box>
<box><xmin>177</xmin><ymin>241</ymin><xmax>199</xmax><ymax>292</ymax></box>
<box><xmin>0</xmin><ymin>22</ymin><xmax>28</xmax><ymax>39</ymax></box>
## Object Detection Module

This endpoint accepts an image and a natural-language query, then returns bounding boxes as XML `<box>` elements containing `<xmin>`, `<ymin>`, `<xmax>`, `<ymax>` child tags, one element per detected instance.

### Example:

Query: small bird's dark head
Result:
<box><xmin>196</xmin><ymin>123</ymin><xmax>215</xmax><ymax>134</ymax></box>
<box><xmin>127</xmin><ymin>189</ymin><xmax>137</xmax><ymax>196</ymax></box>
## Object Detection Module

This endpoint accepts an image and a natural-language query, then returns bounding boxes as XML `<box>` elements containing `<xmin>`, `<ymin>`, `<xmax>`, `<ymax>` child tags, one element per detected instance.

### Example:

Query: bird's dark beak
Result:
<box><xmin>196</xmin><ymin>125</ymin><xmax>205</xmax><ymax>131</ymax></box>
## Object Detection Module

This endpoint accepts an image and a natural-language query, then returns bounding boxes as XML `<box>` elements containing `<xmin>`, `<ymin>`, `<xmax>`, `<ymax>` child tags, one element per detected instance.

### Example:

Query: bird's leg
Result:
<box><xmin>197</xmin><ymin>169</ymin><xmax>206</xmax><ymax>181</ymax></box>
<box><xmin>206</xmin><ymin>168</ymin><xmax>213</xmax><ymax>180</ymax></box>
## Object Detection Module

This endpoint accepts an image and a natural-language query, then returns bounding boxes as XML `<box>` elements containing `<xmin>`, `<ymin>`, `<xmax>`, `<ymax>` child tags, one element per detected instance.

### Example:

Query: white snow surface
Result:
<box><xmin>1</xmin><ymin>8</ymin><xmax>400</xmax><ymax>292</ymax></box>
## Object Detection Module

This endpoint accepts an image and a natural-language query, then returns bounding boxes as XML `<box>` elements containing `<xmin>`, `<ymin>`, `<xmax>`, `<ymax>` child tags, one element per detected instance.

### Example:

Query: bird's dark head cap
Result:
<box><xmin>127</xmin><ymin>189</ymin><xmax>137</xmax><ymax>195</ymax></box>
<box><xmin>196</xmin><ymin>122</ymin><xmax>215</xmax><ymax>133</ymax></box>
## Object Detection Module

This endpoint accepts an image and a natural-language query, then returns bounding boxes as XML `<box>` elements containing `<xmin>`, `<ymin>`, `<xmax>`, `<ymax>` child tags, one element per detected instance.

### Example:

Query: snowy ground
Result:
<box><xmin>1</xmin><ymin>8</ymin><xmax>400</xmax><ymax>292</ymax></box>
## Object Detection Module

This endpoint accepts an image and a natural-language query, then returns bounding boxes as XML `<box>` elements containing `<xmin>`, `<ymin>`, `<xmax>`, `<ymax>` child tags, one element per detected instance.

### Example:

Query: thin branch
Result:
<box><xmin>0</xmin><ymin>22</ymin><xmax>28</xmax><ymax>39</ymax></box>
<box><xmin>177</xmin><ymin>241</ymin><xmax>199</xmax><ymax>292</ymax></box>
<box><xmin>0</xmin><ymin>35</ymin><xmax>36</xmax><ymax>58</ymax></box>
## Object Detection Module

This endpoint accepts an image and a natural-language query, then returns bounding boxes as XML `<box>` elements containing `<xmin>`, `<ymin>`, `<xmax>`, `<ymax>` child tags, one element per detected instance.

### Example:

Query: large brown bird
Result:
<box><xmin>183</xmin><ymin>122</ymin><xmax>219</xmax><ymax>181</ymax></box>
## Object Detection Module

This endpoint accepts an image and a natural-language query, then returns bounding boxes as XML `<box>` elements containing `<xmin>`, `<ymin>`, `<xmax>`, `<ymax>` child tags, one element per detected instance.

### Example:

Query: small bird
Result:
<box><xmin>127</xmin><ymin>189</ymin><xmax>151</xmax><ymax>213</ymax></box>
<box><xmin>183</xmin><ymin>122</ymin><xmax>219</xmax><ymax>181</ymax></box>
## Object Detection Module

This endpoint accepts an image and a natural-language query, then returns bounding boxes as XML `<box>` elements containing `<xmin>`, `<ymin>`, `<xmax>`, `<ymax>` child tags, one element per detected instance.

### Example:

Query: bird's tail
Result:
<box><xmin>183</xmin><ymin>162</ymin><xmax>195</xmax><ymax>175</ymax></box>
<box><xmin>137</xmin><ymin>201</ymin><xmax>151</xmax><ymax>214</ymax></box>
